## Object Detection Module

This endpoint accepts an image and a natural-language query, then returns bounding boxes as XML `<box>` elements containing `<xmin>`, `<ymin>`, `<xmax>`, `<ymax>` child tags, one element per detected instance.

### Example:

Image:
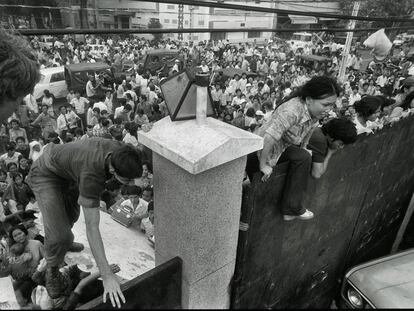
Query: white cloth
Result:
<box><xmin>93</xmin><ymin>101</ymin><xmax>108</xmax><ymax>113</ymax></box>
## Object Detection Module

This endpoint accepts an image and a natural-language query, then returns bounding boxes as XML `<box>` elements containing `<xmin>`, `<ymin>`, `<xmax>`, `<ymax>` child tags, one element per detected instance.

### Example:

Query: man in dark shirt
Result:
<box><xmin>26</xmin><ymin>138</ymin><xmax>143</xmax><ymax>308</ymax></box>
<box><xmin>307</xmin><ymin>118</ymin><xmax>358</xmax><ymax>179</ymax></box>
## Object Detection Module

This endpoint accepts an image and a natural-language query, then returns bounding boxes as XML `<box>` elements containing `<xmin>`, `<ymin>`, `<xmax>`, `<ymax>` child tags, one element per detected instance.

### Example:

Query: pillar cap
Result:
<box><xmin>138</xmin><ymin>117</ymin><xmax>263</xmax><ymax>175</ymax></box>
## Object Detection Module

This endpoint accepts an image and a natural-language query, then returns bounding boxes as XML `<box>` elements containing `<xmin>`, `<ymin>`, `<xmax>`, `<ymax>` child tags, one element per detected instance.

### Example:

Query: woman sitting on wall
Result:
<box><xmin>247</xmin><ymin>76</ymin><xmax>340</xmax><ymax>221</ymax></box>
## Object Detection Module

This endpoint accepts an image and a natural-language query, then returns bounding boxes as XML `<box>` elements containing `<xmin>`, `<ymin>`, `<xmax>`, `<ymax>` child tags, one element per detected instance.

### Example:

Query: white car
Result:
<box><xmin>33</xmin><ymin>66</ymin><xmax>68</xmax><ymax>100</ymax></box>
<box><xmin>393</xmin><ymin>35</ymin><xmax>404</xmax><ymax>48</ymax></box>
<box><xmin>289</xmin><ymin>32</ymin><xmax>313</xmax><ymax>52</ymax></box>
<box><xmin>340</xmin><ymin>248</ymin><xmax>414</xmax><ymax>308</ymax></box>
<box><xmin>37</xmin><ymin>36</ymin><xmax>64</xmax><ymax>49</ymax></box>
<box><xmin>87</xmin><ymin>44</ymin><xmax>109</xmax><ymax>60</ymax></box>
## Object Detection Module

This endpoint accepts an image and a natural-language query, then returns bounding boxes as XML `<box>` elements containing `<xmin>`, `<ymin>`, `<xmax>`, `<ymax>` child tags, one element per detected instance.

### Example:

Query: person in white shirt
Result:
<box><xmin>122</xmin><ymin>122</ymin><xmax>139</xmax><ymax>147</ymax></box>
<box><xmin>199</xmin><ymin>60</ymin><xmax>209</xmax><ymax>73</ymax></box>
<box><xmin>70</xmin><ymin>91</ymin><xmax>89</xmax><ymax>128</ymax></box>
<box><xmin>124</xmin><ymin>85</ymin><xmax>138</xmax><ymax>103</ymax></box>
<box><xmin>262</xmin><ymin>101</ymin><xmax>274</xmax><ymax>122</ymax></box>
<box><xmin>376</xmin><ymin>73</ymin><xmax>389</xmax><ymax>88</ymax></box>
<box><xmin>239</xmin><ymin>73</ymin><xmax>248</xmax><ymax>93</ymax></box>
<box><xmin>85</xmin><ymin>75</ymin><xmax>98</xmax><ymax>99</ymax></box>
<box><xmin>171</xmin><ymin>59</ymin><xmax>180</xmax><ymax>73</ymax></box>
<box><xmin>148</xmin><ymin>85</ymin><xmax>159</xmax><ymax>105</ymax></box>
<box><xmin>65</xmin><ymin>106</ymin><xmax>80</xmax><ymax>130</ymax></box>
<box><xmin>229</xmin><ymin>74</ymin><xmax>242</xmax><ymax>95</ymax></box>
<box><xmin>103</xmin><ymin>90</ymin><xmax>113</xmax><ymax>114</ymax></box>
<box><xmin>231</xmin><ymin>89</ymin><xmax>243</xmax><ymax>107</ymax></box>
<box><xmin>0</xmin><ymin>143</ymin><xmax>22</xmax><ymax>167</ymax></box>
<box><xmin>23</xmin><ymin>93</ymin><xmax>39</xmax><ymax>115</ymax></box>
<box><xmin>270</xmin><ymin>58</ymin><xmax>279</xmax><ymax>73</ymax></box>
<box><xmin>56</xmin><ymin>106</ymin><xmax>71</xmax><ymax>136</ymax></box>
<box><xmin>140</xmin><ymin>75</ymin><xmax>149</xmax><ymax>96</ymax></box>
<box><xmin>120</xmin><ymin>185</ymin><xmax>148</xmax><ymax>227</ymax></box>
<box><xmin>348</xmin><ymin>86</ymin><xmax>361</xmax><ymax>106</ymax></box>
<box><xmin>241</xmin><ymin>58</ymin><xmax>250</xmax><ymax>71</ymax></box>
<box><xmin>353</xmin><ymin>96</ymin><xmax>382</xmax><ymax>135</ymax></box>
<box><xmin>93</xmin><ymin>100</ymin><xmax>108</xmax><ymax>113</ymax></box>
<box><xmin>282</xmin><ymin>82</ymin><xmax>292</xmax><ymax>99</ymax></box>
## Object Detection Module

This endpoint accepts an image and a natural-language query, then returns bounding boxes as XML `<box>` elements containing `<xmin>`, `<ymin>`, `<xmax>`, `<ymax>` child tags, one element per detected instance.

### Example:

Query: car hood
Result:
<box><xmin>348</xmin><ymin>250</ymin><xmax>414</xmax><ymax>308</ymax></box>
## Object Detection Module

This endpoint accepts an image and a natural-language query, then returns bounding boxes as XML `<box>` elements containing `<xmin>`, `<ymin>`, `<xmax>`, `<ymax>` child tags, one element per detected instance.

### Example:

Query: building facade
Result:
<box><xmin>157</xmin><ymin>3</ymin><xmax>210</xmax><ymax>42</ymax></box>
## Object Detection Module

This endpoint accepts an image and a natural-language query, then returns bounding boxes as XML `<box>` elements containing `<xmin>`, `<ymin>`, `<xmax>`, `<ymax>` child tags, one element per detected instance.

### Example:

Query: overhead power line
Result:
<box><xmin>16</xmin><ymin>25</ymin><xmax>414</xmax><ymax>36</ymax></box>
<box><xmin>2</xmin><ymin>2</ymin><xmax>413</xmax><ymax>20</ymax></box>
<box><xmin>147</xmin><ymin>0</ymin><xmax>414</xmax><ymax>23</ymax></box>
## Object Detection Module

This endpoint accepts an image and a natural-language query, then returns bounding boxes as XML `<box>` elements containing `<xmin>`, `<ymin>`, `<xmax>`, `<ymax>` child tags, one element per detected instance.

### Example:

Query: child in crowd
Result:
<box><xmin>140</xmin><ymin>201</ymin><xmax>154</xmax><ymax>244</ymax></box>
<box><xmin>120</xmin><ymin>185</ymin><xmax>148</xmax><ymax>227</ymax></box>
<box><xmin>15</xmin><ymin>137</ymin><xmax>30</xmax><ymax>160</ymax></box>
<box><xmin>8</xmin><ymin>242</ymin><xmax>35</xmax><ymax>280</ymax></box>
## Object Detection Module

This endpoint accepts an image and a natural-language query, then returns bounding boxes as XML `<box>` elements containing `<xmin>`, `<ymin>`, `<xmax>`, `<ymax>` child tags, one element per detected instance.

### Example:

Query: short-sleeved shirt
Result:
<box><xmin>307</xmin><ymin>127</ymin><xmax>328</xmax><ymax>163</ymax></box>
<box><xmin>256</xmin><ymin>97</ymin><xmax>317</xmax><ymax>167</ymax></box>
<box><xmin>34</xmin><ymin>138</ymin><xmax>124</xmax><ymax>208</ymax></box>
<box><xmin>0</xmin><ymin>151</ymin><xmax>22</xmax><ymax>166</ymax></box>
<box><xmin>71</xmin><ymin>97</ymin><xmax>89</xmax><ymax>114</ymax></box>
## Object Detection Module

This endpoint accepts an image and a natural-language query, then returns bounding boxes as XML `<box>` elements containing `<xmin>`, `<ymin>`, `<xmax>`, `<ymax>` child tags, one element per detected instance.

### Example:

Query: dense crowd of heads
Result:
<box><xmin>0</xmin><ymin>29</ymin><xmax>414</xmax><ymax>308</ymax></box>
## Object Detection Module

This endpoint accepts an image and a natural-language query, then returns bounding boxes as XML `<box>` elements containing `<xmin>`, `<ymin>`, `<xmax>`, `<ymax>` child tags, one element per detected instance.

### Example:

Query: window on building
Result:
<box><xmin>172</xmin><ymin>19</ymin><xmax>177</xmax><ymax>24</ymax></box>
<box><xmin>192</xmin><ymin>6</ymin><xmax>199</xmax><ymax>10</ymax></box>
<box><xmin>248</xmin><ymin>31</ymin><xmax>261</xmax><ymax>38</ymax></box>
<box><xmin>185</xmin><ymin>20</ymin><xmax>189</xmax><ymax>25</ymax></box>
<box><xmin>198</xmin><ymin>20</ymin><xmax>204</xmax><ymax>26</ymax></box>
<box><xmin>192</xmin><ymin>36</ymin><xmax>199</xmax><ymax>40</ymax></box>
<box><xmin>167</xmin><ymin>5</ymin><xmax>175</xmax><ymax>9</ymax></box>
<box><xmin>247</xmin><ymin>31</ymin><xmax>260</xmax><ymax>38</ymax></box>
<box><xmin>211</xmin><ymin>32</ymin><xmax>226</xmax><ymax>41</ymax></box>
<box><xmin>50</xmin><ymin>72</ymin><xmax>65</xmax><ymax>83</ymax></box>
<box><xmin>164</xmin><ymin>19</ymin><xmax>170</xmax><ymax>23</ymax></box>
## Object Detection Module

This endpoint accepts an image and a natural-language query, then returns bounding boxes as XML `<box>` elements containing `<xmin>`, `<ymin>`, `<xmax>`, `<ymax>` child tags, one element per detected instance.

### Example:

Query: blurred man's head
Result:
<box><xmin>0</xmin><ymin>29</ymin><xmax>40</xmax><ymax>122</ymax></box>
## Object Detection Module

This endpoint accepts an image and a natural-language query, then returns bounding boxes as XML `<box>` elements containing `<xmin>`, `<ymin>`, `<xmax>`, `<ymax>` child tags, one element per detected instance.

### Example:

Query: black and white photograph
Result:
<box><xmin>0</xmin><ymin>0</ymin><xmax>414</xmax><ymax>309</ymax></box>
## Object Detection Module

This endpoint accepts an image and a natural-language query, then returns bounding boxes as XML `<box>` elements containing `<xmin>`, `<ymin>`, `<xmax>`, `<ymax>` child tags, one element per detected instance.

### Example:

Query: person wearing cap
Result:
<box><xmin>25</xmin><ymin>139</ymin><xmax>144</xmax><ymax>307</ymax></box>
<box><xmin>245</xmin><ymin>83</ymin><xmax>254</xmax><ymax>99</ymax></box>
<box><xmin>255</xmin><ymin>110</ymin><xmax>265</xmax><ymax>117</ymax></box>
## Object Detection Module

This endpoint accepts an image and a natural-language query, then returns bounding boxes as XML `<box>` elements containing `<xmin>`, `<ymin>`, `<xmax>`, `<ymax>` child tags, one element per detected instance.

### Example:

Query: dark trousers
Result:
<box><xmin>278</xmin><ymin>146</ymin><xmax>311</xmax><ymax>216</ymax></box>
<box><xmin>26</xmin><ymin>144</ymin><xmax>80</xmax><ymax>267</ymax></box>
<box><xmin>245</xmin><ymin>145</ymin><xmax>311</xmax><ymax>216</ymax></box>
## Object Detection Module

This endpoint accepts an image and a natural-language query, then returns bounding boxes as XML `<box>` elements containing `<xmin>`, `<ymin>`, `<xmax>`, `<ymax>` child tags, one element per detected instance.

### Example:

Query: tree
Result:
<box><xmin>148</xmin><ymin>18</ymin><xmax>163</xmax><ymax>42</ymax></box>
<box><xmin>339</xmin><ymin>0</ymin><xmax>414</xmax><ymax>39</ymax></box>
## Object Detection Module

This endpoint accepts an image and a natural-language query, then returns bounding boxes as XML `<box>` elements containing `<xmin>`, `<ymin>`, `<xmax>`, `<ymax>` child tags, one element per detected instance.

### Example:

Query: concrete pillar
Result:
<box><xmin>138</xmin><ymin>116</ymin><xmax>262</xmax><ymax>309</ymax></box>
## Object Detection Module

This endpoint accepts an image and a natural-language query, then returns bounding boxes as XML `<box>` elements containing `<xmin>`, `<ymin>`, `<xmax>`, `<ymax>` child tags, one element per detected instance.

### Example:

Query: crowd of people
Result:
<box><xmin>0</xmin><ymin>29</ymin><xmax>414</xmax><ymax>309</ymax></box>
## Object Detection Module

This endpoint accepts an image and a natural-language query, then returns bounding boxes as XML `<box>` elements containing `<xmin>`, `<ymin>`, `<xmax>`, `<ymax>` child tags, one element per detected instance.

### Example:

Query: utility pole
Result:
<box><xmin>189</xmin><ymin>5</ymin><xmax>194</xmax><ymax>41</ymax></box>
<box><xmin>338</xmin><ymin>1</ymin><xmax>360</xmax><ymax>84</ymax></box>
<box><xmin>178</xmin><ymin>4</ymin><xmax>184</xmax><ymax>40</ymax></box>
<box><xmin>272</xmin><ymin>0</ymin><xmax>278</xmax><ymax>32</ymax></box>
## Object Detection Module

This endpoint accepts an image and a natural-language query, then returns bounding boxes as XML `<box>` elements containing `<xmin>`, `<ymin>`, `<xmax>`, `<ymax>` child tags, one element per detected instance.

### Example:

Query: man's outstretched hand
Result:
<box><xmin>102</xmin><ymin>272</ymin><xmax>125</xmax><ymax>308</ymax></box>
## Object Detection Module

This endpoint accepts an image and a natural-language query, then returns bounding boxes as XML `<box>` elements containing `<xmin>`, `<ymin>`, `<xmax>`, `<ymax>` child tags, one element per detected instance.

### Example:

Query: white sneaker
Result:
<box><xmin>283</xmin><ymin>209</ymin><xmax>314</xmax><ymax>221</ymax></box>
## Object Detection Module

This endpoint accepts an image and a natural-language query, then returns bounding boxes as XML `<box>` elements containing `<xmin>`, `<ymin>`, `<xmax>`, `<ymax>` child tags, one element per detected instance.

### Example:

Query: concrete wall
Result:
<box><xmin>232</xmin><ymin>114</ymin><xmax>414</xmax><ymax>308</ymax></box>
